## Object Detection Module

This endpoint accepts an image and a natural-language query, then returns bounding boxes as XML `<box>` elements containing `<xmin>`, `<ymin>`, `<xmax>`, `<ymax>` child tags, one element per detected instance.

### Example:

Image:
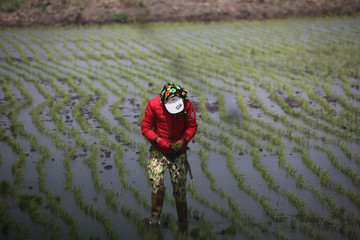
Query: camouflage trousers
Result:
<box><xmin>147</xmin><ymin>149</ymin><xmax>188</xmax><ymax>201</ymax></box>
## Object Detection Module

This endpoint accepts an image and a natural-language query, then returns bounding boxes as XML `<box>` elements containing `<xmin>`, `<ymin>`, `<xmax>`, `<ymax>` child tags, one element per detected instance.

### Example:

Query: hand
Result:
<box><xmin>171</xmin><ymin>139</ymin><xmax>185</xmax><ymax>151</ymax></box>
<box><xmin>157</xmin><ymin>138</ymin><xmax>170</xmax><ymax>149</ymax></box>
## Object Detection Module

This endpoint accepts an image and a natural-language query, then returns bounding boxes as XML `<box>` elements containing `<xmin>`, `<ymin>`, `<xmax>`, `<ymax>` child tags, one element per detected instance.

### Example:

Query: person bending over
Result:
<box><xmin>141</xmin><ymin>82</ymin><xmax>197</xmax><ymax>230</ymax></box>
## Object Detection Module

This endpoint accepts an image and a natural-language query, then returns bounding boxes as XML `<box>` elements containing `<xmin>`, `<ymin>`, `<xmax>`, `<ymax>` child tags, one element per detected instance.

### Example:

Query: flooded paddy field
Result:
<box><xmin>0</xmin><ymin>16</ymin><xmax>360</xmax><ymax>240</ymax></box>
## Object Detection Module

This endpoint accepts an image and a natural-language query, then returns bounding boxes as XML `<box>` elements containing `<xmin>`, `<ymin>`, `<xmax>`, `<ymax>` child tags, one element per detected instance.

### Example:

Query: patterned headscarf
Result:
<box><xmin>160</xmin><ymin>83</ymin><xmax>188</xmax><ymax>104</ymax></box>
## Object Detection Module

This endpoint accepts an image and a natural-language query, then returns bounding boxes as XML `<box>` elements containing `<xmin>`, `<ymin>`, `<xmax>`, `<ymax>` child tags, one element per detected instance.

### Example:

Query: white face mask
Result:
<box><xmin>165</xmin><ymin>96</ymin><xmax>184</xmax><ymax>114</ymax></box>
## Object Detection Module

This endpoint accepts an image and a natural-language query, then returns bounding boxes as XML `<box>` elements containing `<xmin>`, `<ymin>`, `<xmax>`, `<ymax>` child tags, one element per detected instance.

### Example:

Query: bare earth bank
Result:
<box><xmin>0</xmin><ymin>0</ymin><xmax>360</xmax><ymax>28</ymax></box>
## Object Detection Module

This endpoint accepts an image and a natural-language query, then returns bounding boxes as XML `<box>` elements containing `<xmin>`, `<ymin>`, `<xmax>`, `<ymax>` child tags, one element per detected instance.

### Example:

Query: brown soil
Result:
<box><xmin>0</xmin><ymin>0</ymin><xmax>360</xmax><ymax>27</ymax></box>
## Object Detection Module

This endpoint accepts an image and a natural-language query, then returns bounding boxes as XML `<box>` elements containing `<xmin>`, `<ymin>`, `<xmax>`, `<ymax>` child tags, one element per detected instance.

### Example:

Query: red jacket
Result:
<box><xmin>141</xmin><ymin>96</ymin><xmax>197</xmax><ymax>154</ymax></box>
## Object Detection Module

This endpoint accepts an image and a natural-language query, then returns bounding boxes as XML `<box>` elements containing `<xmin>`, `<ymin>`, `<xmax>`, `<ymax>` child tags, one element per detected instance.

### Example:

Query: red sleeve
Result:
<box><xmin>141</xmin><ymin>100</ymin><xmax>159</xmax><ymax>144</ymax></box>
<box><xmin>181</xmin><ymin>100</ymin><xmax>197</xmax><ymax>143</ymax></box>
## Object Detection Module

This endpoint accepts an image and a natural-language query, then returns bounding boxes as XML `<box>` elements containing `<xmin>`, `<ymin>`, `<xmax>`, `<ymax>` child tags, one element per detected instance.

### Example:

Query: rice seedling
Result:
<box><xmin>62</xmin><ymin>147</ymin><xmax>76</xmax><ymax>190</ymax></box>
<box><xmin>36</xmin><ymin>146</ymin><xmax>51</xmax><ymax>193</ymax></box>
<box><xmin>293</xmin><ymin>146</ymin><xmax>321</xmax><ymax>176</ymax></box>
<box><xmin>294</xmin><ymin>145</ymin><xmax>360</xmax><ymax>208</ymax></box>
<box><xmin>199</xmin><ymin>148</ymin><xmax>218</xmax><ymax>193</ymax></box>
<box><xmin>0</xmin><ymin>81</ymin><xmax>16</xmax><ymax>112</ymax></box>
<box><xmin>316</xmin><ymin>144</ymin><xmax>360</xmax><ymax>187</ymax></box>
<box><xmin>110</xmin><ymin>98</ymin><xmax>132</xmax><ymax>131</ymax></box>
<box><xmin>18</xmin><ymin>193</ymin><xmax>62</xmax><ymax>239</ymax></box>
<box><xmin>73</xmin><ymin>187</ymin><xmax>120</xmax><ymax>240</ymax></box>
<box><xmin>342</xmin><ymin>82</ymin><xmax>360</xmax><ymax>101</ymax></box>
<box><xmin>322</xmin><ymin>83</ymin><xmax>360</xmax><ymax>118</ymax></box>
<box><xmin>0</xmin><ymin>198</ymin><xmax>31</xmax><ymax>239</ymax></box>
<box><xmin>44</xmin><ymin>191</ymin><xmax>82</xmax><ymax>240</ymax></box>
<box><xmin>272</xmin><ymin>142</ymin><xmax>354</xmax><ymax>226</ymax></box>
<box><xmin>295</xmin><ymin>174</ymin><xmax>305</xmax><ymax>188</ymax></box>
<box><xmin>1</xmin><ymin>17</ymin><xmax>360</xmax><ymax>240</ymax></box>
<box><xmin>340</xmin><ymin>141</ymin><xmax>353</xmax><ymax>161</ymax></box>
<box><xmin>0</xmin><ymin>180</ymin><xmax>11</xmax><ymax>197</ymax></box>
<box><xmin>250</xmin><ymin>148</ymin><xmax>278</xmax><ymax>191</ymax></box>
<box><xmin>0</xmin><ymin>40</ymin><xmax>14</xmax><ymax>64</ymax></box>
<box><xmin>2</xmin><ymin>36</ymin><xmax>30</xmax><ymax>66</ymax></box>
<box><xmin>104</xmin><ymin>189</ymin><xmax>118</xmax><ymax>212</ymax></box>
<box><xmin>82</xmin><ymin>144</ymin><xmax>103</xmax><ymax>192</ymax></box>
<box><xmin>4</xmin><ymin>137</ymin><xmax>27</xmax><ymax>186</ymax></box>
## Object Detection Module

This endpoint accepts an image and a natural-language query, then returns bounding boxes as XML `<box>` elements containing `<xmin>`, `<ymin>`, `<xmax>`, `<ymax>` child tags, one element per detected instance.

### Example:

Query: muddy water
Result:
<box><xmin>1</xmin><ymin>17</ymin><xmax>360</xmax><ymax>240</ymax></box>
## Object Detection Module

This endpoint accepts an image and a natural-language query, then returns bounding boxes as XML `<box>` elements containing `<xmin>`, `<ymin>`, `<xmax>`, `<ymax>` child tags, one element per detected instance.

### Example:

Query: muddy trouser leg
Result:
<box><xmin>151</xmin><ymin>188</ymin><xmax>165</xmax><ymax>219</ymax></box>
<box><xmin>147</xmin><ymin>151</ymin><xmax>168</xmax><ymax>221</ymax></box>
<box><xmin>169</xmin><ymin>153</ymin><xmax>188</xmax><ymax>232</ymax></box>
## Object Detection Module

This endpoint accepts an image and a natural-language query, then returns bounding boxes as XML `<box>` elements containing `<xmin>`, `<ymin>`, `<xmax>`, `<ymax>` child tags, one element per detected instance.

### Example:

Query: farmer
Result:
<box><xmin>141</xmin><ymin>82</ymin><xmax>197</xmax><ymax>230</ymax></box>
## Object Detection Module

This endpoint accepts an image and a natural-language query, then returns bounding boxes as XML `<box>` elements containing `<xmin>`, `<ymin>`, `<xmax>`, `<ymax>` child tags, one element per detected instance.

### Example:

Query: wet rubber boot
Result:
<box><xmin>175</xmin><ymin>199</ymin><xmax>188</xmax><ymax>233</ymax></box>
<box><xmin>150</xmin><ymin>189</ymin><xmax>165</xmax><ymax>225</ymax></box>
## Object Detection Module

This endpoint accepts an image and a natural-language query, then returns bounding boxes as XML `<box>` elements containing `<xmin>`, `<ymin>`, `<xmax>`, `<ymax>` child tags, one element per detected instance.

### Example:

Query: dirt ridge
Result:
<box><xmin>0</xmin><ymin>0</ymin><xmax>360</xmax><ymax>27</ymax></box>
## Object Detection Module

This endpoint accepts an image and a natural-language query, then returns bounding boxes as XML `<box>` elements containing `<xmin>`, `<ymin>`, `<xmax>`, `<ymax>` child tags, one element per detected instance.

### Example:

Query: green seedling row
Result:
<box><xmin>1</xmin><ymin>16</ymin><xmax>360</xmax><ymax>240</ymax></box>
